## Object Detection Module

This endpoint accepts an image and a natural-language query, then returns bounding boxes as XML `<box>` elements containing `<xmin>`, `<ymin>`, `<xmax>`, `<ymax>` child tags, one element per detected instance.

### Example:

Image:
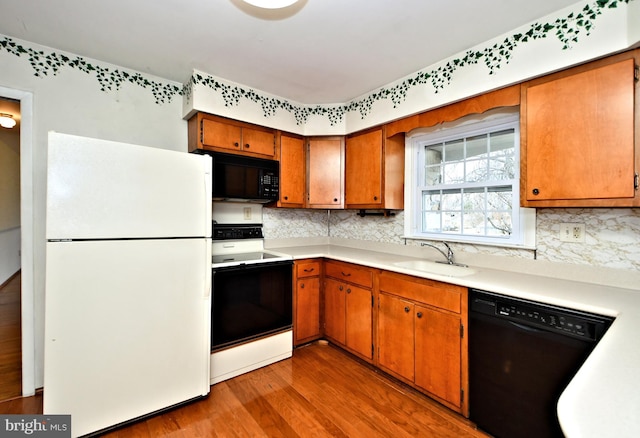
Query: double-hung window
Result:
<box><xmin>405</xmin><ymin>109</ymin><xmax>535</xmax><ymax>248</ymax></box>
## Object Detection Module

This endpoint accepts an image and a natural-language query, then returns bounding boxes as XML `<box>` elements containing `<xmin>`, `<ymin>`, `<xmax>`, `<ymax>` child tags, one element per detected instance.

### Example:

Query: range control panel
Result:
<box><xmin>213</xmin><ymin>224</ymin><xmax>263</xmax><ymax>240</ymax></box>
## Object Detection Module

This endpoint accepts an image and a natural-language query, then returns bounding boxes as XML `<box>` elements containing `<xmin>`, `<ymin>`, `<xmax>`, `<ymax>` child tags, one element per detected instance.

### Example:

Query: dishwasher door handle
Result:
<box><xmin>508</xmin><ymin>320</ymin><xmax>545</xmax><ymax>334</ymax></box>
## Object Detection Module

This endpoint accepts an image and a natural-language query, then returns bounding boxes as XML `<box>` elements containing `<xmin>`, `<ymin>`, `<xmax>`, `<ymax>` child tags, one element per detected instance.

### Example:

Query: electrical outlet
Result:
<box><xmin>559</xmin><ymin>223</ymin><xmax>586</xmax><ymax>243</ymax></box>
<box><xmin>243</xmin><ymin>207</ymin><xmax>252</xmax><ymax>220</ymax></box>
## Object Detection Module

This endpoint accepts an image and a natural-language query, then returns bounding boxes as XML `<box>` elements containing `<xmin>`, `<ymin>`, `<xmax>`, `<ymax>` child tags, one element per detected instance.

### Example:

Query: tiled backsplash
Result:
<box><xmin>264</xmin><ymin>207</ymin><xmax>640</xmax><ymax>273</ymax></box>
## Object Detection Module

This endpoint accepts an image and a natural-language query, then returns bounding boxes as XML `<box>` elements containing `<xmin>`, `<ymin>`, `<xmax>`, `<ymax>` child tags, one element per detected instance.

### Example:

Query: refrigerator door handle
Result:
<box><xmin>203</xmin><ymin>155</ymin><xmax>212</xmax><ymax>236</ymax></box>
<box><xmin>204</xmin><ymin>241</ymin><xmax>212</xmax><ymax>298</ymax></box>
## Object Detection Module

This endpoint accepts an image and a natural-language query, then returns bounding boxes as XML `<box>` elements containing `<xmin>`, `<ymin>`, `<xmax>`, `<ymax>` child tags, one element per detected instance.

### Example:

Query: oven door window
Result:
<box><xmin>211</xmin><ymin>261</ymin><xmax>293</xmax><ymax>350</ymax></box>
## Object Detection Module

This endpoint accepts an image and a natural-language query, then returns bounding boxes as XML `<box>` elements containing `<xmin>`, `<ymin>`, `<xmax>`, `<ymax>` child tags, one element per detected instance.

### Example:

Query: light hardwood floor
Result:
<box><xmin>0</xmin><ymin>271</ymin><xmax>21</xmax><ymax>402</ymax></box>
<box><xmin>0</xmin><ymin>338</ymin><xmax>487</xmax><ymax>437</ymax></box>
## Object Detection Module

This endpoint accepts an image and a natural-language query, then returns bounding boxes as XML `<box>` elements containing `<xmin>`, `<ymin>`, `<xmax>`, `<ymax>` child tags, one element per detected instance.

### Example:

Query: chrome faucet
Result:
<box><xmin>420</xmin><ymin>242</ymin><xmax>467</xmax><ymax>267</ymax></box>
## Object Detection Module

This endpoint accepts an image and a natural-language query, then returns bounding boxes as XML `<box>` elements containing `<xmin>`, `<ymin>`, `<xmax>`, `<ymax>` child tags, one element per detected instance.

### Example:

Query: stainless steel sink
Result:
<box><xmin>392</xmin><ymin>260</ymin><xmax>476</xmax><ymax>277</ymax></box>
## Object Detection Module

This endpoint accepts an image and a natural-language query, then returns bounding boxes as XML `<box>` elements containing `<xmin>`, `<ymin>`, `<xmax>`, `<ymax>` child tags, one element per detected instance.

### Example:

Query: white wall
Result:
<box><xmin>0</xmin><ymin>38</ymin><xmax>188</xmax><ymax>389</ymax></box>
<box><xmin>185</xmin><ymin>0</ymin><xmax>637</xmax><ymax>135</ymax></box>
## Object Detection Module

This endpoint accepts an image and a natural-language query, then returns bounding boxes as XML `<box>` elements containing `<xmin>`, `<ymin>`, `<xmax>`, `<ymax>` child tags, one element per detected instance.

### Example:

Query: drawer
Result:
<box><xmin>296</xmin><ymin>260</ymin><xmax>321</xmax><ymax>278</ymax></box>
<box><xmin>325</xmin><ymin>261</ymin><xmax>373</xmax><ymax>288</ymax></box>
<box><xmin>379</xmin><ymin>271</ymin><xmax>463</xmax><ymax>313</ymax></box>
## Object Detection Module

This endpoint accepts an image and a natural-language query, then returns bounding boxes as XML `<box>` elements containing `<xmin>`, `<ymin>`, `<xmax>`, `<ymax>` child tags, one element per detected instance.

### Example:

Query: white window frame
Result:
<box><xmin>404</xmin><ymin>108</ymin><xmax>536</xmax><ymax>249</ymax></box>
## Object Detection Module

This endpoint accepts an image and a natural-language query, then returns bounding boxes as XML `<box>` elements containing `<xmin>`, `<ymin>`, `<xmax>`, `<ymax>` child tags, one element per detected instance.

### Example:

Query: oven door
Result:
<box><xmin>211</xmin><ymin>260</ymin><xmax>293</xmax><ymax>351</ymax></box>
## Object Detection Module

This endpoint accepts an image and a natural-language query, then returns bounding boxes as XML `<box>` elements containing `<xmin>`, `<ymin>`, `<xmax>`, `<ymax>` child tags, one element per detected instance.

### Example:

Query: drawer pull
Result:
<box><xmin>341</xmin><ymin>271</ymin><xmax>351</xmax><ymax>277</ymax></box>
<box><xmin>417</xmin><ymin>312</ymin><xmax>423</xmax><ymax>318</ymax></box>
<box><xmin>304</xmin><ymin>268</ymin><xmax>315</xmax><ymax>273</ymax></box>
<box><xmin>339</xmin><ymin>285</ymin><xmax>344</xmax><ymax>291</ymax></box>
<box><xmin>404</xmin><ymin>306</ymin><xmax>410</xmax><ymax>313</ymax></box>
<box><xmin>347</xmin><ymin>288</ymin><xmax>351</xmax><ymax>294</ymax></box>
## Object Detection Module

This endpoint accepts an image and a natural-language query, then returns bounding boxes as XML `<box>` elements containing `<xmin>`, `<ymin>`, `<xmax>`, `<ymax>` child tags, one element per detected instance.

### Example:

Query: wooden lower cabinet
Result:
<box><xmin>323</xmin><ymin>261</ymin><xmax>374</xmax><ymax>361</ymax></box>
<box><xmin>378</xmin><ymin>293</ymin><xmax>415</xmax><ymax>380</ymax></box>
<box><xmin>293</xmin><ymin>259</ymin><xmax>322</xmax><ymax>346</ymax></box>
<box><xmin>296</xmin><ymin>259</ymin><xmax>468</xmax><ymax>416</ymax></box>
<box><xmin>377</xmin><ymin>271</ymin><xmax>468</xmax><ymax>416</ymax></box>
<box><xmin>324</xmin><ymin>278</ymin><xmax>373</xmax><ymax>360</ymax></box>
<box><xmin>323</xmin><ymin>278</ymin><xmax>346</xmax><ymax>344</ymax></box>
<box><xmin>415</xmin><ymin>305</ymin><xmax>462</xmax><ymax>409</ymax></box>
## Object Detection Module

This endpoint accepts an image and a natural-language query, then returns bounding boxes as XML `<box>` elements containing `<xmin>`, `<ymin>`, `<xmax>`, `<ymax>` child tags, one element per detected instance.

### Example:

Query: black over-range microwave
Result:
<box><xmin>195</xmin><ymin>151</ymin><xmax>279</xmax><ymax>203</ymax></box>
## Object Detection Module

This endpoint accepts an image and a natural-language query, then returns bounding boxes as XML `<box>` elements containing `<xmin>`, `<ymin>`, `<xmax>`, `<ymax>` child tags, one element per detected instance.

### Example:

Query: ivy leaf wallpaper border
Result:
<box><xmin>0</xmin><ymin>0</ymin><xmax>631</xmax><ymax>125</ymax></box>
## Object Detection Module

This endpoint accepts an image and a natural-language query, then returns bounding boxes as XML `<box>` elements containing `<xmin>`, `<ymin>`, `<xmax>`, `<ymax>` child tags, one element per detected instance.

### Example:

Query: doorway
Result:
<box><xmin>0</xmin><ymin>87</ymin><xmax>35</xmax><ymax>398</ymax></box>
<box><xmin>0</xmin><ymin>96</ymin><xmax>21</xmax><ymax>400</ymax></box>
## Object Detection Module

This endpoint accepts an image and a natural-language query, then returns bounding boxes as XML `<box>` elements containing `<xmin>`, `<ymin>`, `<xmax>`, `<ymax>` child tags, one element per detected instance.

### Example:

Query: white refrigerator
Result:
<box><xmin>44</xmin><ymin>132</ymin><xmax>212</xmax><ymax>437</ymax></box>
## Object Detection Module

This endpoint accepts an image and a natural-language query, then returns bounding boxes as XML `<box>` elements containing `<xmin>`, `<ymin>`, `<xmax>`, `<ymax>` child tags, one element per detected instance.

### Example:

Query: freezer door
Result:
<box><xmin>44</xmin><ymin>239</ymin><xmax>211</xmax><ymax>437</ymax></box>
<box><xmin>46</xmin><ymin>132</ymin><xmax>212</xmax><ymax>240</ymax></box>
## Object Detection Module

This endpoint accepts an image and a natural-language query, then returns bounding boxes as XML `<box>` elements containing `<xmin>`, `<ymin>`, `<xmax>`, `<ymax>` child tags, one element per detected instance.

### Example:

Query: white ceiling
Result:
<box><xmin>0</xmin><ymin>0</ymin><xmax>580</xmax><ymax>104</ymax></box>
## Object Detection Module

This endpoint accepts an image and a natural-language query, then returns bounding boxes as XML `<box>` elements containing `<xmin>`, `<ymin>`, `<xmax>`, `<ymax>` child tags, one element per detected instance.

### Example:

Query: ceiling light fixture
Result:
<box><xmin>0</xmin><ymin>113</ymin><xmax>16</xmax><ymax>129</ymax></box>
<box><xmin>242</xmin><ymin>0</ymin><xmax>299</xmax><ymax>9</ymax></box>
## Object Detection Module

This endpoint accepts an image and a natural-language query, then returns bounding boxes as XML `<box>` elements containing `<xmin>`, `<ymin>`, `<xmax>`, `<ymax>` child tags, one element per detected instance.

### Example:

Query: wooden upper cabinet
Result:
<box><xmin>307</xmin><ymin>136</ymin><xmax>345</xmax><ymax>208</ymax></box>
<box><xmin>241</xmin><ymin>126</ymin><xmax>277</xmax><ymax>157</ymax></box>
<box><xmin>279</xmin><ymin>134</ymin><xmax>306</xmax><ymax>207</ymax></box>
<box><xmin>346</xmin><ymin>129</ymin><xmax>382</xmax><ymax>207</ymax></box>
<box><xmin>202</xmin><ymin>118</ymin><xmax>241</xmax><ymax>151</ymax></box>
<box><xmin>345</xmin><ymin>127</ymin><xmax>404</xmax><ymax>210</ymax></box>
<box><xmin>521</xmin><ymin>52</ymin><xmax>639</xmax><ymax>207</ymax></box>
<box><xmin>187</xmin><ymin>112</ymin><xmax>276</xmax><ymax>158</ymax></box>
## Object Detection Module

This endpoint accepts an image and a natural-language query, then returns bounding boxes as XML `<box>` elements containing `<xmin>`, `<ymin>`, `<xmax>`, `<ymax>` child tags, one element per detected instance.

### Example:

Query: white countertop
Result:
<box><xmin>267</xmin><ymin>241</ymin><xmax>640</xmax><ymax>438</ymax></box>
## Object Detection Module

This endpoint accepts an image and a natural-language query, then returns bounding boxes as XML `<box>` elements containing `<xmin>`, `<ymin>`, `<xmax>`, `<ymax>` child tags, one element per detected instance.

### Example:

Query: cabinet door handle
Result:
<box><xmin>234</xmin><ymin>142</ymin><xmax>239</xmax><ymax>147</ymax></box>
<box><xmin>347</xmin><ymin>288</ymin><xmax>351</xmax><ymax>294</ymax></box>
<box><xmin>404</xmin><ymin>306</ymin><xmax>410</xmax><ymax>313</ymax></box>
<box><xmin>532</xmin><ymin>188</ymin><xmax>540</xmax><ymax>195</ymax></box>
<box><xmin>333</xmin><ymin>198</ymin><xmax>338</xmax><ymax>202</ymax></box>
<box><xmin>300</xmin><ymin>283</ymin><xmax>305</xmax><ymax>289</ymax></box>
<box><xmin>245</xmin><ymin>143</ymin><xmax>250</xmax><ymax>148</ymax></box>
<box><xmin>284</xmin><ymin>196</ymin><xmax>289</xmax><ymax>200</ymax></box>
<box><xmin>416</xmin><ymin>312</ymin><xmax>423</xmax><ymax>318</ymax></box>
<box><xmin>373</xmin><ymin>196</ymin><xmax>378</xmax><ymax>201</ymax></box>
<box><xmin>339</xmin><ymin>285</ymin><xmax>344</xmax><ymax>291</ymax></box>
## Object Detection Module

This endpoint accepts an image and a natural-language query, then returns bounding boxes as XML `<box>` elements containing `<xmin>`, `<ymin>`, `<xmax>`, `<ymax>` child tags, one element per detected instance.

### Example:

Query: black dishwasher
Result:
<box><xmin>469</xmin><ymin>289</ymin><xmax>612</xmax><ymax>438</ymax></box>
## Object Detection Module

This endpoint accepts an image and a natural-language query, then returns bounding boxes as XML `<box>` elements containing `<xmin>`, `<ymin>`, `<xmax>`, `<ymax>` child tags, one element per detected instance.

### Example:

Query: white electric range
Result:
<box><xmin>209</xmin><ymin>203</ymin><xmax>294</xmax><ymax>384</ymax></box>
